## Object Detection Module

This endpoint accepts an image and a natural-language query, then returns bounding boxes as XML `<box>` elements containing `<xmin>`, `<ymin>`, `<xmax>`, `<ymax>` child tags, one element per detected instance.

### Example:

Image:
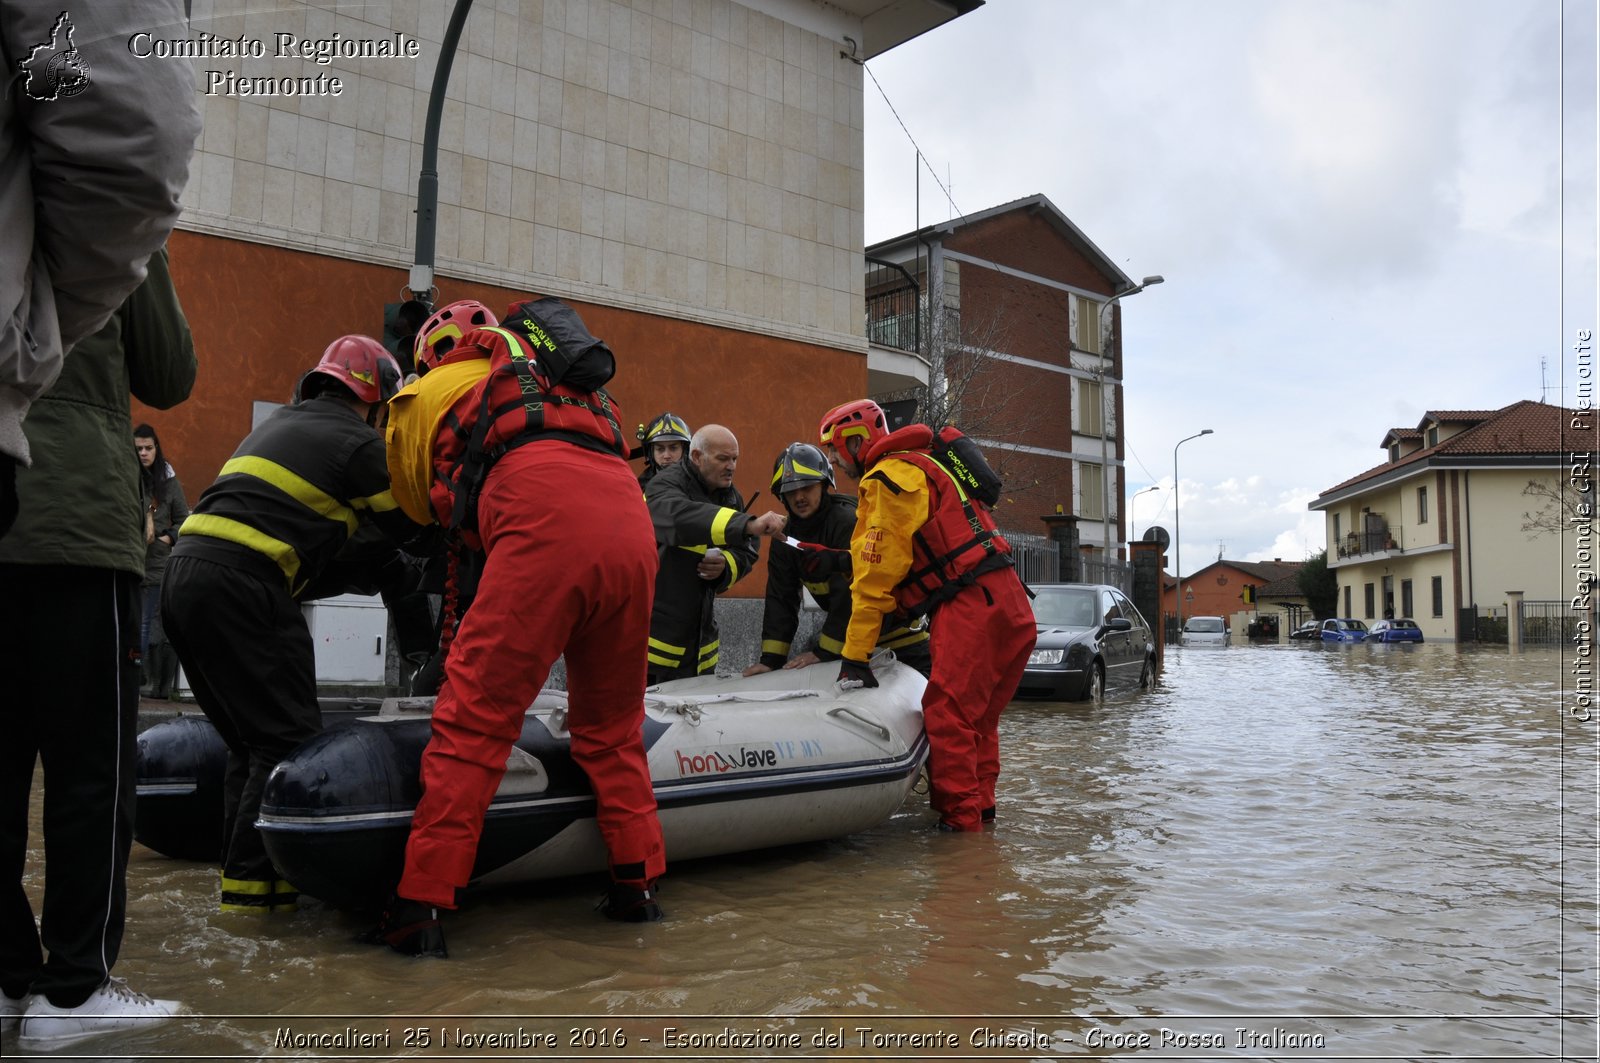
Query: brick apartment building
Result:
<box><xmin>863</xmin><ymin>194</ymin><xmax>1150</xmax><ymax>560</ymax></box>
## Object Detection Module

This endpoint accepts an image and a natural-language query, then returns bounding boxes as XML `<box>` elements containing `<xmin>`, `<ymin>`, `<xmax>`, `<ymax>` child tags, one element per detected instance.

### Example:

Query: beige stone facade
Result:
<box><xmin>178</xmin><ymin>0</ymin><xmax>875</xmax><ymax>348</ymax></box>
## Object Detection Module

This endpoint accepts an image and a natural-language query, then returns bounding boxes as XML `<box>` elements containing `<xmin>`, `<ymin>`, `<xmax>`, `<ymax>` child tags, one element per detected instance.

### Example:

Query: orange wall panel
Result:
<box><xmin>135</xmin><ymin>231</ymin><xmax>867</xmax><ymax>597</ymax></box>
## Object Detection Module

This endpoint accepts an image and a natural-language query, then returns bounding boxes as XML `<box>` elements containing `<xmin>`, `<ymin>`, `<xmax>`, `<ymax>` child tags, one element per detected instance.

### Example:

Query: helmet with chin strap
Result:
<box><xmin>414</xmin><ymin>300</ymin><xmax>498</xmax><ymax>373</ymax></box>
<box><xmin>301</xmin><ymin>335</ymin><xmax>401</xmax><ymax>404</ymax></box>
<box><xmin>638</xmin><ymin>412</ymin><xmax>692</xmax><ymax>475</ymax></box>
<box><xmin>817</xmin><ymin>399</ymin><xmax>887</xmax><ymax>474</ymax></box>
<box><xmin>771</xmin><ymin>441</ymin><xmax>834</xmax><ymax>495</ymax></box>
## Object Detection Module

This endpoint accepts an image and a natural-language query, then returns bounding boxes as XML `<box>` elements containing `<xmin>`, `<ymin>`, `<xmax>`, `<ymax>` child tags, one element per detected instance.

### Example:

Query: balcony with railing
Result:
<box><xmin>1337</xmin><ymin>526</ymin><xmax>1401</xmax><ymax>559</ymax></box>
<box><xmin>865</xmin><ymin>265</ymin><xmax>921</xmax><ymax>354</ymax></box>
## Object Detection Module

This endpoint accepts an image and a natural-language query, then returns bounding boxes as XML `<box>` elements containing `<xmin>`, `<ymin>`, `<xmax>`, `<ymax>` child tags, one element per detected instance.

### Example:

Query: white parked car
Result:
<box><xmin>1181</xmin><ymin>615</ymin><xmax>1229</xmax><ymax>646</ymax></box>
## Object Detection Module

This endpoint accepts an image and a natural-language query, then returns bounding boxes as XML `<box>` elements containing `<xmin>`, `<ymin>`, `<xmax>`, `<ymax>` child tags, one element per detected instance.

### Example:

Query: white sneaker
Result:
<box><xmin>1</xmin><ymin>991</ymin><xmax>28</xmax><ymax>1032</ymax></box>
<box><xmin>18</xmin><ymin>977</ymin><xmax>181</xmax><ymax>1047</ymax></box>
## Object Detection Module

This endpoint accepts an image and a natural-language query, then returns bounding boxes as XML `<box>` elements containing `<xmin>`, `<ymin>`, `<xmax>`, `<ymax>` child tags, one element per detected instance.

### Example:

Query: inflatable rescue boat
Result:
<box><xmin>136</xmin><ymin>659</ymin><xmax>927</xmax><ymax>907</ymax></box>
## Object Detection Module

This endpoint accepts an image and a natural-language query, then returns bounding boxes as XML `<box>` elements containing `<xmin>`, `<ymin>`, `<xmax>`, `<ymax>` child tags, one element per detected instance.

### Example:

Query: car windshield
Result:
<box><xmin>1031</xmin><ymin>587</ymin><xmax>1098</xmax><ymax>628</ymax></box>
<box><xmin>1186</xmin><ymin>617</ymin><xmax>1225</xmax><ymax>632</ymax></box>
<box><xmin>1336</xmin><ymin>619</ymin><xmax>1369</xmax><ymax>631</ymax></box>
<box><xmin>1390</xmin><ymin>619</ymin><xmax>1419</xmax><ymax>629</ymax></box>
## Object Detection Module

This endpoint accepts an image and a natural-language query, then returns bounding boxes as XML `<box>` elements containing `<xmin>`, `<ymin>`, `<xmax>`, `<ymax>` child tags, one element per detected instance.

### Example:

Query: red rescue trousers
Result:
<box><xmin>398</xmin><ymin>442</ymin><xmax>665</xmax><ymax>907</ymax></box>
<box><xmin>923</xmin><ymin>567</ymin><xmax>1035</xmax><ymax>831</ymax></box>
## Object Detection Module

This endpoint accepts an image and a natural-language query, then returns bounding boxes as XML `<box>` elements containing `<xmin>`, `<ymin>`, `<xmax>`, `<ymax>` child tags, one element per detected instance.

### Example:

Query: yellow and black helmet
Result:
<box><xmin>639</xmin><ymin>411</ymin><xmax>691</xmax><ymax>447</ymax></box>
<box><xmin>771</xmin><ymin>441</ymin><xmax>834</xmax><ymax>494</ymax></box>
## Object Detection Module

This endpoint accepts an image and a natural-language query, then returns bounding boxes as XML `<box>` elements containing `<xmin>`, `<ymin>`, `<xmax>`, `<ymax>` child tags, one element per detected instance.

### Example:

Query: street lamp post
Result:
<box><xmin>1129</xmin><ymin>484</ymin><xmax>1161</xmax><ymax>544</ymax></box>
<box><xmin>1097</xmin><ymin>275</ymin><xmax>1164</xmax><ymax>558</ymax></box>
<box><xmin>1173</xmin><ymin>428</ymin><xmax>1214</xmax><ymax>633</ymax></box>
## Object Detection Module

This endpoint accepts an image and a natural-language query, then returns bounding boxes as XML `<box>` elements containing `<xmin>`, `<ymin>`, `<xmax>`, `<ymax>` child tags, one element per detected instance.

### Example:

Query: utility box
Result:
<box><xmin>304</xmin><ymin>593</ymin><xmax>388</xmax><ymax>683</ymax></box>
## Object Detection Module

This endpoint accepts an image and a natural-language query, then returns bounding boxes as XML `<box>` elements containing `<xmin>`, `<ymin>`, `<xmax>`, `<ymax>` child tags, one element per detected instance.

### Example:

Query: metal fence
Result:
<box><xmin>998</xmin><ymin>530</ymin><xmax>1135</xmax><ymax>596</ymax></box>
<box><xmin>1460</xmin><ymin>600</ymin><xmax>1592</xmax><ymax>645</ymax></box>
<box><xmin>1002</xmin><ymin>530</ymin><xmax>1059</xmax><ymax>585</ymax></box>
<box><xmin>1519</xmin><ymin>600</ymin><xmax>1584</xmax><ymax>645</ymax></box>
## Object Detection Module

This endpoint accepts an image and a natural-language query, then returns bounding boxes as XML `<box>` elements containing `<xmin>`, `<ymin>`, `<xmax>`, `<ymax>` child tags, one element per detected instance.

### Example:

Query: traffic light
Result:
<box><xmin>382</xmin><ymin>299</ymin><xmax>432</xmax><ymax>376</ymax></box>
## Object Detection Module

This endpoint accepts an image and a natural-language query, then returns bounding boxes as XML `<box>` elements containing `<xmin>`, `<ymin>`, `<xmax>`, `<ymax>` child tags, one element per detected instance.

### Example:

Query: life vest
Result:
<box><xmin>861</xmin><ymin>426</ymin><xmax>1014</xmax><ymax>619</ymax></box>
<box><xmin>428</xmin><ymin>325</ymin><xmax>629</xmax><ymax>533</ymax></box>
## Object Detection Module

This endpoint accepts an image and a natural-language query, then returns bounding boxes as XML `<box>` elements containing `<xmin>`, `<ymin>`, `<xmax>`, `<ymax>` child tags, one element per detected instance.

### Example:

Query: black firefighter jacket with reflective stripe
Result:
<box><xmin>644</xmin><ymin>457</ymin><xmax>760</xmax><ymax>676</ymax></box>
<box><xmin>175</xmin><ymin>396</ymin><xmax>415</xmax><ymax>597</ymax></box>
<box><xmin>757</xmin><ymin>493</ymin><xmax>930</xmax><ymax>668</ymax></box>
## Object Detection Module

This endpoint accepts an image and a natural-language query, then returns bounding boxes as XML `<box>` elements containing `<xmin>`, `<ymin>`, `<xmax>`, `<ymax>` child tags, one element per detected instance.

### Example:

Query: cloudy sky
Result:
<box><xmin>860</xmin><ymin>0</ymin><xmax>1597</xmax><ymax>576</ymax></box>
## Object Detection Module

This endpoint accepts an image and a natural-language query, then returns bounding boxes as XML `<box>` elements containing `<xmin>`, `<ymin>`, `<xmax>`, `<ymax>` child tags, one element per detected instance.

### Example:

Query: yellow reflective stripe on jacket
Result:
<box><xmin>219</xmin><ymin>455</ymin><xmax>359</xmax><ymax>535</ymax></box>
<box><xmin>709</xmin><ymin>506</ymin><xmax>735</xmax><ymax>545</ymax></box>
<box><xmin>180</xmin><ymin>513</ymin><xmax>302</xmax><ymax>590</ymax></box>
<box><xmin>803</xmin><ymin>578</ymin><xmax>832</xmax><ymax>596</ymax></box>
<box><xmin>697</xmin><ymin>639</ymin><xmax>720</xmax><ymax>661</ymax></box>
<box><xmin>816</xmin><ymin>631</ymin><xmax>844</xmax><ymax>655</ymax></box>
<box><xmin>880</xmin><ymin>627</ymin><xmax>931</xmax><ymax>650</ymax></box>
<box><xmin>723</xmin><ymin>551</ymin><xmax>740</xmax><ymax>584</ymax></box>
<box><xmin>352</xmin><ymin>488</ymin><xmax>399</xmax><ymax>513</ymax></box>
<box><xmin>648</xmin><ymin>636</ymin><xmax>687</xmax><ymax>669</ymax></box>
<box><xmin>761</xmin><ymin>638</ymin><xmax>791</xmax><ymax>656</ymax></box>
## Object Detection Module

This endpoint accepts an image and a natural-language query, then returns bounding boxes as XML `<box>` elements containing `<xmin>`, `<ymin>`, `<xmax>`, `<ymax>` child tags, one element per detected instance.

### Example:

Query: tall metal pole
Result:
<box><xmin>1173</xmin><ymin>428</ymin><xmax>1213</xmax><ymax>633</ymax></box>
<box><xmin>409</xmin><ymin>0</ymin><xmax>476</xmax><ymax>304</ymax></box>
<box><xmin>1097</xmin><ymin>275</ymin><xmax>1163</xmax><ymax>559</ymax></box>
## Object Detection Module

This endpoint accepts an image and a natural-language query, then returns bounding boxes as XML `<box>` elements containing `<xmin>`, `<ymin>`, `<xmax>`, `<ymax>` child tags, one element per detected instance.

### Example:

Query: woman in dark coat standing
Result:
<box><xmin>133</xmin><ymin>424</ymin><xmax>187</xmax><ymax>698</ymax></box>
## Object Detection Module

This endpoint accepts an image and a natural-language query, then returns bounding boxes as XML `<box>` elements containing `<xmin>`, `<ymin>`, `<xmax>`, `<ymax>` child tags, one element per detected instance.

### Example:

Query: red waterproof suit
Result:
<box><xmin>842</xmin><ymin>425</ymin><xmax>1034</xmax><ymax>831</ymax></box>
<box><xmin>398</xmin><ymin>440</ymin><xmax>664</xmax><ymax>905</ymax></box>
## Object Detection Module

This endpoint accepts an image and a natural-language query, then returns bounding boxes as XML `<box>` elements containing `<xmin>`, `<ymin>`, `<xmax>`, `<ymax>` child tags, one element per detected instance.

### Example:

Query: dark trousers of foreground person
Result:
<box><xmin>162</xmin><ymin>553</ymin><xmax>319</xmax><ymax>910</ymax></box>
<box><xmin>0</xmin><ymin>565</ymin><xmax>139</xmax><ymax>1006</ymax></box>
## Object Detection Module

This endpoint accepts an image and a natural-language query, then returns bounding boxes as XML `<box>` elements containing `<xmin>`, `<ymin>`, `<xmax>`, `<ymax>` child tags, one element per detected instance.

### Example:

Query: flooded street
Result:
<box><xmin>8</xmin><ymin>643</ymin><xmax>1597</xmax><ymax>1061</ymax></box>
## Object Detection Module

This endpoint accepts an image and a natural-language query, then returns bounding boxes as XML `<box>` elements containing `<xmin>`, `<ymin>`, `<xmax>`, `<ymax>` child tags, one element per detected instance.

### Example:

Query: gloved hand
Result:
<box><xmin>799</xmin><ymin>544</ymin><xmax>850</xmax><ymax>581</ymax></box>
<box><xmin>837</xmin><ymin>657</ymin><xmax>878</xmax><ymax>689</ymax></box>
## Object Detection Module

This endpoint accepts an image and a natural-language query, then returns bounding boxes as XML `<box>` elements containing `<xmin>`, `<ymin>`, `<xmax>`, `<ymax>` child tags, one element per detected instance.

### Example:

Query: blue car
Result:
<box><xmin>1319</xmin><ymin>618</ymin><xmax>1369</xmax><ymax>643</ymax></box>
<box><xmin>1367</xmin><ymin>618</ymin><xmax>1424</xmax><ymax>643</ymax></box>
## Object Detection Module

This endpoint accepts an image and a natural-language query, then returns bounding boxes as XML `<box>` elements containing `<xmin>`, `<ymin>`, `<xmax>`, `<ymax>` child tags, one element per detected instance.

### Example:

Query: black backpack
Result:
<box><xmin>929</xmin><ymin>425</ymin><xmax>1003</xmax><ymax>507</ymax></box>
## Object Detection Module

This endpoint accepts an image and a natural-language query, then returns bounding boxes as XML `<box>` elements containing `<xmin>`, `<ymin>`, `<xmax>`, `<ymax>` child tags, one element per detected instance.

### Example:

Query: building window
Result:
<box><xmin>1417</xmin><ymin>485</ymin><xmax>1428</xmax><ymax>524</ymax></box>
<box><xmin>1426</xmin><ymin>426</ymin><xmax>1439</xmax><ymax>447</ymax></box>
<box><xmin>1431</xmin><ymin>576</ymin><xmax>1444</xmax><ymax>617</ymax></box>
<box><xmin>1389</xmin><ymin>443</ymin><xmax>1399</xmax><ymax>463</ymax></box>
<box><xmin>1363</xmin><ymin>583</ymin><xmax>1375</xmax><ymax>619</ymax></box>
<box><xmin>1401</xmin><ymin>579</ymin><xmax>1414</xmax><ymax>618</ymax></box>
<box><xmin>1079</xmin><ymin>461</ymin><xmax>1105</xmax><ymax>519</ymax></box>
<box><xmin>1077</xmin><ymin>379</ymin><xmax>1103</xmax><ymax>436</ymax></box>
<box><xmin>1074</xmin><ymin>294</ymin><xmax>1102</xmax><ymax>354</ymax></box>
<box><xmin>1343</xmin><ymin>585</ymin><xmax>1352</xmax><ymax>617</ymax></box>
<box><xmin>1332</xmin><ymin>512</ymin><xmax>1341</xmax><ymax>545</ymax></box>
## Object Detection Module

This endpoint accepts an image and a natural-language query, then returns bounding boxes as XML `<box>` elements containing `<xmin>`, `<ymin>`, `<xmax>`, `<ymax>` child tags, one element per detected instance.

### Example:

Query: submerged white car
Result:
<box><xmin>1181</xmin><ymin>615</ymin><xmax>1229</xmax><ymax>646</ymax></box>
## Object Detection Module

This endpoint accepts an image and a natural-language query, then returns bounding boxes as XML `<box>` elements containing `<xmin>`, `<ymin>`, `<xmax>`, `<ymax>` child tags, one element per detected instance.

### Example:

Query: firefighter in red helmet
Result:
<box><xmin>365</xmin><ymin>297</ymin><xmax>666</xmax><ymax>957</ymax></box>
<box><xmin>163</xmin><ymin>336</ymin><xmax>424</xmax><ymax>913</ymax></box>
<box><xmin>817</xmin><ymin>399</ymin><xmax>1033</xmax><ymax>832</ymax></box>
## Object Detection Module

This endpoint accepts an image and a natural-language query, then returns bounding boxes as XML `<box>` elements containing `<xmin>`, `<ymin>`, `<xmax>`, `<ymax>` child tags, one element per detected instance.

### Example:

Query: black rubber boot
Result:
<box><xmin>597</xmin><ymin>881</ymin><xmax>663</xmax><ymax>923</ymax></box>
<box><xmin>360</xmin><ymin>894</ymin><xmax>447</xmax><ymax>957</ymax></box>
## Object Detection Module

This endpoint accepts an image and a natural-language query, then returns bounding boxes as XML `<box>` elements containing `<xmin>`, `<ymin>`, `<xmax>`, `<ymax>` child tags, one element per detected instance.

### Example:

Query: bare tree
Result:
<box><xmin>875</xmin><ymin>295</ymin><xmax>1062</xmax><ymax>503</ymax></box>
<box><xmin>1522</xmin><ymin>473</ymin><xmax>1595</xmax><ymax>537</ymax></box>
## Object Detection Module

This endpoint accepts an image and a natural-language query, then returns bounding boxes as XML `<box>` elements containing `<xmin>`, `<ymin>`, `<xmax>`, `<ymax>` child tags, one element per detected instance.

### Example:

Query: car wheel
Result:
<box><xmin>1138</xmin><ymin>656</ymin><xmax>1153</xmax><ymax>689</ymax></box>
<box><xmin>1081</xmin><ymin>661</ymin><xmax>1104</xmax><ymax>702</ymax></box>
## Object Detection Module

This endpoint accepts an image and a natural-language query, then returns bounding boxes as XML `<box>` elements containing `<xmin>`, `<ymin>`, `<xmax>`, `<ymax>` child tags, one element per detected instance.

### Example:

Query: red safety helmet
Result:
<box><xmin>818</xmin><ymin>399</ymin><xmax>887</xmax><ymax>475</ymax></box>
<box><xmin>303</xmin><ymin>335</ymin><xmax>402</xmax><ymax>404</ymax></box>
<box><xmin>414</xmin><ymin>299</ymin><xmax>497</xmax><ymax>373</ymax></box>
